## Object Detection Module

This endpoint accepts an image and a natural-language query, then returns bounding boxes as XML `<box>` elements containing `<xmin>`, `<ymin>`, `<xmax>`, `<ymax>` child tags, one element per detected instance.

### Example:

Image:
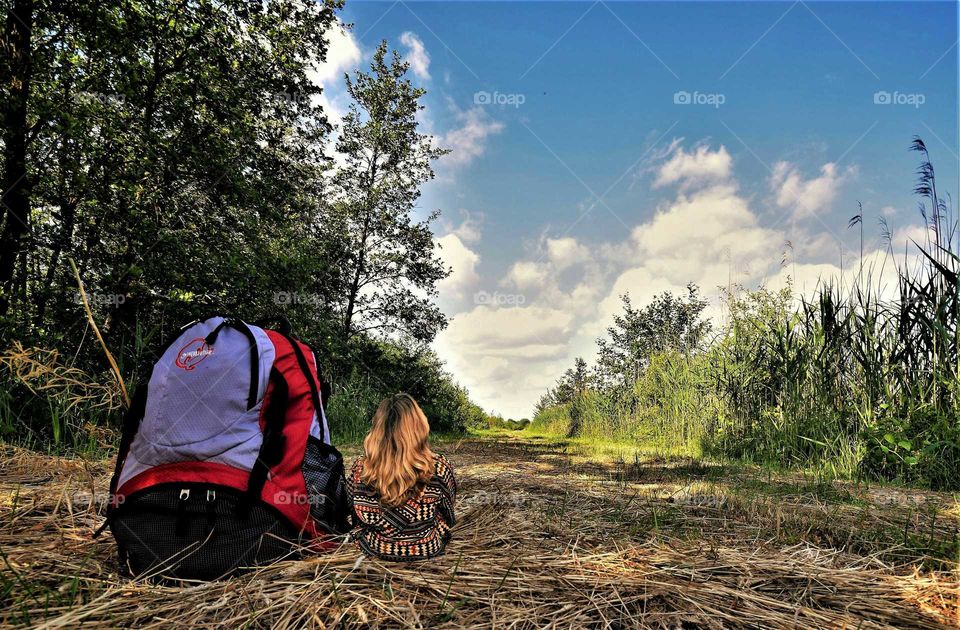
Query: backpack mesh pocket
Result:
<box><xmin>302</xmin><ymin>437</ymin><xmax>350</xmax><ymax>534</ymax></box>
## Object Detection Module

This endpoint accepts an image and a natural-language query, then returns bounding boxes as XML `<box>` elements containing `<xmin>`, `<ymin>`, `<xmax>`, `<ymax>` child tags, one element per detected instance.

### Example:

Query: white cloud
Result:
<box><xmin>308</xmin><ymin>22</ymin><xmax>362</xmax><ymax>147</ymax></box>
<box><xmin>599</xmin><ymin>173</ymin><xmax>783</xmax><ymax>332</ymax></box>
<box><xmin>632</xmin><ymin>183</ymin><xmax>776</xmax><ymax>272</ymax></box>
<box><xmin>546</xmin><ymin>237</ymin><xmax>591</xmax><ymax>270</ymax></box>
<box><xmin>892</xmin><ymin>223</ymin><xmax>930</xmax><ymax>250</ymax></box>
<box><xmin>311</xmin><ymin>29</ymin><xmax>499</xmax><ymax>178</ymax></box>
<box><xmin>788</xmin><ymin>231</ymin><xmax>842</xmax><ymax>262</ymax></box>
<box><xmin>502</xmin><ymin>237</ymin><xmax>592</xmax><ymax>292</ymax></box>
<box><xmin>770</xmin><ymin>161</ymin><xmax>854</xmax><ymax>219</ymax></box>
<box><xmin>444</xmin><ymin>306</ymin><xmax>574</xmax><ymax>349</ymax></box>
<box><xmin>313</xmin><ymin>23</ymin><xmax>362</xmax><ymax>86</ymax></box>
<box><xmin>435</xmin><ymin>233</ymin><xmax>480</xmax><ymax>299</ymax></box>
<box><xmin>435</xmin><ymin>236</ymin><xmax>603</xmax><ymax>418</ymax></box>
<box><xmin>439</xmin><ymin>102</ymin><xmax>505</xmax><ymax>169</ymax></box>
<box><xmin>766</xmin><ymin>248</ymin><xmax>909</xmax><ymax>304</ymax></box>
<box><xmin>399</xmin><ymin>32</ymin><xmax>431</xmax><ymax>81</ymax></box>
<box><xmin>433</xmin><ymin>305</ymin><xmax>578</xmax><ymax>416</ymax></box>
<box><xmin>654</xmin><ymin>144</ymin><xmax>733</xmax><ymax>190</ymax></box>
<box><xmin>505</xmin><ymin>261</ymin><xmax>549</xmax><ymax>290</ymax></box>
<box><xmin>439</xmin><ymin>209</ymin><xmax>483</xmax><ymax>244</ymax></box>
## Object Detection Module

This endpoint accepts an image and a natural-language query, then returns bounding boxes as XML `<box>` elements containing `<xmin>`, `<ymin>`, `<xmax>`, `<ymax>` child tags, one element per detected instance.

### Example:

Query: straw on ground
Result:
<box><xmin>2</xmin><ymin>434</ymin><xmax>958</xmax><ymax>628</ymax></box>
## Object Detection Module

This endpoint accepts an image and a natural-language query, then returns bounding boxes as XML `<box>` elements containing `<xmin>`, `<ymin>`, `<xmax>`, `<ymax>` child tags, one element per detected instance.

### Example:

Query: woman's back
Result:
<box><xmin>348</xmin><ymin>452</ymin><xmax>457</xmax><ymax>561</ymax></box>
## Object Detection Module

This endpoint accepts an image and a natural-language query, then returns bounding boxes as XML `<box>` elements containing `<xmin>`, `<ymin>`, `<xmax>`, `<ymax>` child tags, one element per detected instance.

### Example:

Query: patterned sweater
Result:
<box><xmin>347</xmin><ymin>453</ymin><xmax>457</xmax><ymax>561</ymax></box>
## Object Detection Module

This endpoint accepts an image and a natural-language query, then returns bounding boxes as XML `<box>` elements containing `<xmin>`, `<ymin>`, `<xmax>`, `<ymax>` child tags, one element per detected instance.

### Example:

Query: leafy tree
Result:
<box><xmin>0</xmin><ymin>3</ymin><xmax>487</xmax><ymax>448</ymax></box>
<box><xmin>595</xmin><ymin>284</ymin><xmax>710</xmax><ymax>390</ymax></box>
<box><xmin>330</xmin><ymin>40</ymin><xmax>449</xmax><ymax>344</ymax></box>
<box><xmin>552</xmin><ymin>356</ymin><xmax>591</xmax><ymax>404</ymax></box>
<box><xmin>534</xmin><ymin>388</ymin><xmax>557</xmax><ymax>415</ymax></box>
<box><xmin>0</xmin><ymin>0</ymin><xmax>340</xmax><ymax>356</ymax></box>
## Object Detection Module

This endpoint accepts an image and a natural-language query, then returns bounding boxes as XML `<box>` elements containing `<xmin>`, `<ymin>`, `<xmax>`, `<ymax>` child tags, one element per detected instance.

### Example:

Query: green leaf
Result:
<box><xmin>883</xmin><ymin>433</ymin><xmax>896</xmax><ymax>444</ymax></box>
<box><xmin>897</xmin><ymin>439</ymin><xmax>912</xmax><ymax>451</ymax></box>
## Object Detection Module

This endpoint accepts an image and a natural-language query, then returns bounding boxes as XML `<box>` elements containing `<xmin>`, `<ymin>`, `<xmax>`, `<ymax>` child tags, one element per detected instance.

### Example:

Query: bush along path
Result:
<box><xmin>2</xmin><ymin>433</ymin><xmax>958</xmax><ymax>628</ymax></box>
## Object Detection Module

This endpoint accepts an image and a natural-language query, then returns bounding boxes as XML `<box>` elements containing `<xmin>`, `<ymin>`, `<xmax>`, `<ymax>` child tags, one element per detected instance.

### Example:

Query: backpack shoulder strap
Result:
<box><xmin>279</xmin><ymin>333</ymin><xmax>328</xmax><ymax>443</ymax></box>
<box><xmin>204</xmin><ymin>317</ymin><xmax>260</xmax><ymax>410</ymax></box>
<box><xmin>244</xmin><ymin>367</ymin><xmax>289</xmax><ymax>512</ymax></box>
<box><xmin>94</xmin><ymin>381</ymin><xmax>148</xmax><ymax>537</ymax></box>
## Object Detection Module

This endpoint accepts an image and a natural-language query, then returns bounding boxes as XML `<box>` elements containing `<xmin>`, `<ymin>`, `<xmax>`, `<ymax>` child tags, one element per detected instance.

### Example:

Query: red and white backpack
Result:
<box><xmin>103</xmin><ymin>316</ymin><xmax>349</xmax><ymax>580</ymax></box>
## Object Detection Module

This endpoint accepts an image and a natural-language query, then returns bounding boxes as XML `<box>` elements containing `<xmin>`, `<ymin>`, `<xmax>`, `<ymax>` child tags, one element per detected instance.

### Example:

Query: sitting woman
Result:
<box><xmin>347</xmin><ymin>393</ymin><xmax>457</xmax><ymax>561</ymax></box>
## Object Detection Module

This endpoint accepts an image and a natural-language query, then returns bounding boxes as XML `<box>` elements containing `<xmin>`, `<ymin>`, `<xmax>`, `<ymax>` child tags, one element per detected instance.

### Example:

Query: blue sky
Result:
<box><xmin>318</xmin><ymin>1</ymin><xmax>960</xmax><ymax>418</ymax></box>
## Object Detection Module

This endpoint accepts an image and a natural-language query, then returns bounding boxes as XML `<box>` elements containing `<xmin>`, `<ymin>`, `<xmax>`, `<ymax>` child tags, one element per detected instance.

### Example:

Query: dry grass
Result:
<box><xmin>0</xmin><ymin>342</ymin><xmax>124</xmax><ymax>416</ymax></box>
<box><xmin>2</xmin><ymin>435</ymin><xmax>958</xmax><ymax>628</ymax></box>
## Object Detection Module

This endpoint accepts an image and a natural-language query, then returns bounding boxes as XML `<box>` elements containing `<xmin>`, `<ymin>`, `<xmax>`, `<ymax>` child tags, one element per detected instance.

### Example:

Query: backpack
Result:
<box><xmin>103</xmin><ymin>315</ymin><xmax>350</xmax><ymax>580</ymax></box>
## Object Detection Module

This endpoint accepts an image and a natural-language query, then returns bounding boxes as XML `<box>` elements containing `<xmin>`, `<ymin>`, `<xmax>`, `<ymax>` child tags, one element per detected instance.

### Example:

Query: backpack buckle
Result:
<box><xmin>179</xmin><ymin>488</ymin><xmax>190</xmax><ymax>500</ymax></box>
<box><xmin>206</xmin><ymin>490</ymin><xmax>216</xmax><ymax>502</ymax></box>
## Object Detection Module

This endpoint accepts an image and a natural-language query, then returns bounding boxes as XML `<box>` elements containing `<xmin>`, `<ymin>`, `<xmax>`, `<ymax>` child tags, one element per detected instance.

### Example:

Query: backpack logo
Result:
<box><xmin>175</xmin><ymin>338</ymin><xmax>214</xmax><ymax>371</ymax></box>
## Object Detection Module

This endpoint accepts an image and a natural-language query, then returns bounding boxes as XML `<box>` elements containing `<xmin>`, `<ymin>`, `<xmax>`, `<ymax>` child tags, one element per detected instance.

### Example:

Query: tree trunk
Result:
<box><xmin>34</xmin><ymin>197</ymin><xmax>77</xmax><ymax>327</ymax></box>
<box><xmin>342</xmin><ymin>211</ymin><xmax>370</xmax><ymax>338</ymax></box>
<box><xmin>342</xmin><ymin>147</ymin><xmax>379</xmax><ymax>339</ymax></box>
<box><xmin>0</xmin><ymin>0</ymin><xmax>34</xmax><ymax>319</ymax></box>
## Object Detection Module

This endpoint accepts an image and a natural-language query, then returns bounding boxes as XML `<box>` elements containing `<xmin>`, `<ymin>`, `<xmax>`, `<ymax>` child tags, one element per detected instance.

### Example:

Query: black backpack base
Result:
<box><xmin>111</xmin><ymin>484</ymin><xmax>304</xmax><ymax>582</ymax></box>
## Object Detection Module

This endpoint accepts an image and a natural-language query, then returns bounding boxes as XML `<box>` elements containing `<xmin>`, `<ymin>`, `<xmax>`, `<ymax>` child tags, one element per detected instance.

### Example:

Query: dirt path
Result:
<box><xmin>2</xmin><ymin>435</ymin><xmax>958</xmax><ymax>628</ymax></box>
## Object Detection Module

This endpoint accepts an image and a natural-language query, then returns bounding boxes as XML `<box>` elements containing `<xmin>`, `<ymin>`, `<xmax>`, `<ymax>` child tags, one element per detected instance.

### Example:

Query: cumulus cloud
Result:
<box><xmin>435</xmin><ymin>233</ymin><xmax>480</xmax><ymax>299</ymax></box>
<box><xmin>653</xmin><ymin>144</ymin><xmax>733</xmax><ymax>190</ymax></box>
<box><xmin>770</xmin><ymin>161</ymin><xmax>854</xmax><ymax>219</ymax></box>
<box><xmin>313</xmin><ymin>23</ymin><xmax>363</xmax><ymax>86</ymax></box>
<box><xmin>598</xmin><ymin>172</ymin><xmax>782</xmax><ymax>333</ymax></box>
<box><xmin>438</xmin><ymin>143</ymin><xmax>780</xmax><ymax>417</ymax></box>
<box><xmin>439</xmin><ymin>209</ymin><xmax>483</xmax><ymax>244</ymax></box>
<box><xmin>502</xmin><ymin>237</ymin><xmax>592</xmax><ymax>292</ymax></box>
<box><xmin>892</xmin><ymin>223</ymin><xmax>930</xmax><ymax>249</ymax></box>
<box><xmin>445</xmin><ymin>306</ymin><xmax>575</xmax><ymax>349</ymax></box>
<box><xmin>433</xmin><ymin>305</ymin><xmax>579</xmax><ymax>414</ymax></box>
<box><xmin>435</xmin><ymin>233</ymin><xmax>607</xmax><ymax>416</ymax></box>
<box><xmin>766</xmin><ymin>247</ymin><xmax>910</xmax><ymax>305</ymax></box>
<box><xmin>546</xmin><ymin>237</ymin><xmax>591</xmax><ymax>270</ymax></box>
<box><xmin>307</xmin><ymin>22</ymin><xmax>362</xmax><ymax>149</ymax></box>
<box><xmin>439</xmin><ymin>102</ymin><xmax>505</xmax><ymax>168</ymax></box>
<box><xmin>399</xmin><ymin>32</ymin><xmax>431</xmax><ymax>81</ymax></box>
<box><xmin>434</xmin><ymin>212</ymin><xmax>487</xmax><ymax>305</ymax></box>
<box><xmin>632</xmin><ymin>184</ymin><xmax>776</xmax><ymax>273</ymax></box>
<box><xmin>505</xmin><ymin>261</ymin><xmax>549</xmax><ymax>290</ymax></box>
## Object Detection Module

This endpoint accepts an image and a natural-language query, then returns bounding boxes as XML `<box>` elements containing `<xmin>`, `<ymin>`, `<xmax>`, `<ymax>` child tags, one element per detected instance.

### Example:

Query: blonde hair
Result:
<box><xmin>360</xmin><ymin>393</ymin><xmax>434</xmax><ymax>507</ymax></box>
